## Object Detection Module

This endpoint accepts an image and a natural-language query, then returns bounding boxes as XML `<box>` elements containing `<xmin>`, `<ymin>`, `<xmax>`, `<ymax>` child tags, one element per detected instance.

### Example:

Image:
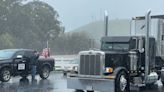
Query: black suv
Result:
<box><xmin>0</xmin><ymin>49</ymin><xmax>54</xmax><ymax>82</ymax></box>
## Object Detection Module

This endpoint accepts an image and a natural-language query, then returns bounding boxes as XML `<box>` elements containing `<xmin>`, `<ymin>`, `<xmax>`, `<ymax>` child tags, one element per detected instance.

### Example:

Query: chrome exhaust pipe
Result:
<box><xmin>104</xmin><ymin>10</ymin><xmax>108</xmax><ymax>36</ymax></box>
<box><xmin>145</xmin><ymin>9</ymin><xmax>151</xmax><ymax>81</ymax></box>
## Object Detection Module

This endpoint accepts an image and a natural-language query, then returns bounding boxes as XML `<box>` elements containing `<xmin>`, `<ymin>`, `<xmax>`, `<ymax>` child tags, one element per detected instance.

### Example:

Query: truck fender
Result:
<box><xmin>113</xmin><ymin>67</ymin><xmax>128</xmax><ymax>77</ymax></box>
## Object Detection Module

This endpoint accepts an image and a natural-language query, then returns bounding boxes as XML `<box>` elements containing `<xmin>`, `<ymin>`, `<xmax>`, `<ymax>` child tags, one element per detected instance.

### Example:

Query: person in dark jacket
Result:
<box><xmin>31</xmin><ymin>51</ymin><xmax>39</xmax><ymax>81</ymax></box>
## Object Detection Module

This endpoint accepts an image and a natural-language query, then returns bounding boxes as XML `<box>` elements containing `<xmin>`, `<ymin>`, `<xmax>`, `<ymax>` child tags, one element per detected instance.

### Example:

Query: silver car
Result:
<box><xmin>62</xmin><ymin>59</ymin><xmax>78</xmax><ymax>76</ymax></box>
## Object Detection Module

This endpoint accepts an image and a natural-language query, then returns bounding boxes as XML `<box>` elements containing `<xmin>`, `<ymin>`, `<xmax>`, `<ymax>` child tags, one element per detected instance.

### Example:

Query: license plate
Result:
<box><xmin>18</xmin><ymin>63</ymin><xmax>25</xmax><ymax>70</ymax></box>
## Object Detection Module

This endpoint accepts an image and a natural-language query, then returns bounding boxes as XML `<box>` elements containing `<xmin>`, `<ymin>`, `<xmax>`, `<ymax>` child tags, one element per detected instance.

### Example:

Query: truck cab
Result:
<box><xmin>101</xmin><ymin>36</ymin><xmax>156</xmax><ymax>77</ymax></box>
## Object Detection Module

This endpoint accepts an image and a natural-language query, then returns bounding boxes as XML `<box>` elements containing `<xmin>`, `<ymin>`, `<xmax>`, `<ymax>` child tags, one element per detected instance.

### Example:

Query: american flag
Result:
<box><xmin>41</xmin><ymin>48</ymin><xmax>50</xmax><ymax>58</ymax></box>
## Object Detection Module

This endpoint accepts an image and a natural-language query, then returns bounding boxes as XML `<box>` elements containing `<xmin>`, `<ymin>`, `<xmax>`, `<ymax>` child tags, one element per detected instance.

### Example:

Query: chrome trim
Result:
<box><xmin>145</xmin><ymin>10</ymin><xmax>151</xmax><ymax>80</ymax></box>
<box><xmin>120</xmin><ymin>75</ymin><xmax>127</xmax><ymax>91</ymax></box>
<box><xmin>78</xmin><ymin>50</ymin><xmax>105</xmax><ymax>76</ymax></box>
<box><xmin>67</xmin><ymin>76</ymin><xmax>115</xmax><ymax>92</ymax></box>
<box><xmin>104</xmin><ymin>10</ymin><xmax>109</xmax><ymax>36</ymax></box>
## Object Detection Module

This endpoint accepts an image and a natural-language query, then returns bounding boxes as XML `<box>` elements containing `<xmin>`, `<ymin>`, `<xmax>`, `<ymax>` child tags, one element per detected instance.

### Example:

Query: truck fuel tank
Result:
<box><xmin>145</xmin><ymin>72</ymin><xmax>158</xmax><ymax>84</ymax></box>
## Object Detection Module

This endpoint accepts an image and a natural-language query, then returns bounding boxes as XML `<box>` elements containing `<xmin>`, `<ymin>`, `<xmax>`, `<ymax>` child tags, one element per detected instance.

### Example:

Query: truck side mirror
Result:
<box><xmin>16</xmin><ymin>55</ymin><xmax>23</xmax><ymax>59</ymax></box>
<box><xmin>139</xmin><ymin>38</ymin><xmax>144</xmax><ymax>53</ymax></box>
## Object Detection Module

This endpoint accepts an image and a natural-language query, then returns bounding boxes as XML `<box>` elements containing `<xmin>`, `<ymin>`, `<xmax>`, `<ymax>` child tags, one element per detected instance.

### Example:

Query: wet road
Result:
<box><xmin>0</xmin><ymin>72</ymin><xmax>164</xmax><ymax>92</ymax></box>
<box><xmin>0</xmin><ymin>72</ymin><xmax>73</xmax><ymax>92</ymax></box>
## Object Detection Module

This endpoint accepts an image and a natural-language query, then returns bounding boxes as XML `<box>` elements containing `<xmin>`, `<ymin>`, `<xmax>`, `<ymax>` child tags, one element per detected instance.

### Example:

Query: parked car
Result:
<box><xmin>62</xmin><ymin>58</ymin><xmax>78</xmax><ymax>76</ymax></box>
<box><xmin>0</xmin><ymin>49</ymin><xmax>54</xmax><ymax>82</ymax></box>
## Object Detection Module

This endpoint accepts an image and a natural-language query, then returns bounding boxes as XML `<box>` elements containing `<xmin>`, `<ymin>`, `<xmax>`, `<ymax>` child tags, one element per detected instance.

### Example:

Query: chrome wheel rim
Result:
<box><xmin>43</xmin><ymin>68</ymin><xmax>49</xmax><ymax>78</ymax></box>
<box><xmin>120</xmin><ymin>75</ymin><xmax>127</xmax><ymax>91</ymax></box>
<box><xmin>3</xmin><ymin>70</ymin><xmax>10</xmax><ymax>81</ymax></box>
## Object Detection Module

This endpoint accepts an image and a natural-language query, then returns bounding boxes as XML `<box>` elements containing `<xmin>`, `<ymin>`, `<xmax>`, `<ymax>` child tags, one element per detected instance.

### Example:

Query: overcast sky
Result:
<box><xmin>41</xmin><ymin>0</ymin><xmax>164</xmax><ymax>31</ymax></box>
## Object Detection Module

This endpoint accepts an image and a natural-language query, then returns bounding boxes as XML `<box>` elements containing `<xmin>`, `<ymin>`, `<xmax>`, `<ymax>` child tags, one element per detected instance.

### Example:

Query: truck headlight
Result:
<box><xmin>105</xmin><ymin>67</ymin><xmax>113</xmax><ymax>73</ymax></box>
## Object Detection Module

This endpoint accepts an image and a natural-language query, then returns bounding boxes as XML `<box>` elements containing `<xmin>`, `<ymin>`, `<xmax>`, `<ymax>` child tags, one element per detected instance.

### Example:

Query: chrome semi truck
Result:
<box><xmin>67</xmin><ymin>10</ymin><xmax>164</xmax><ymax>92</ymax></box>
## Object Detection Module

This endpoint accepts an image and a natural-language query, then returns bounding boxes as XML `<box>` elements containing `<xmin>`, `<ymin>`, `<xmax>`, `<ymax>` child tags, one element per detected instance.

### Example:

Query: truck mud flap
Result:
<box><xmin>67</xmin><ymin>77</ymin><xmax>115</xmax><ymax>92</ymax></box>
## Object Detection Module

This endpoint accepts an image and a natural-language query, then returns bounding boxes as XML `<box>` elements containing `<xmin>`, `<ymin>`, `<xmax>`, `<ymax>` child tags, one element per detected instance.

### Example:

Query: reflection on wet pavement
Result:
<box><xmin>0</xmin><ymin>72</ymin><xmax>163</xmax><ymax>92</ymax></box>
<box><xmin>0</xmin><ymin>78</ymin><xmax>54</xmax><ymax>92</ymax></box>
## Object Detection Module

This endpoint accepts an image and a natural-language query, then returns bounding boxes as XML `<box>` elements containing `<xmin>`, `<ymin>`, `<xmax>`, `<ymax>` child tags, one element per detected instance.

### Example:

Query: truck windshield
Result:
<box><xmin>0</xmin><ymin>50</ymin><xmax>15</xmax><ymax>60</ymax></box>
<box><xmin>101</xmin><ymin>42</ymin><xmax>129</xmax><ymax>51</ymax></box>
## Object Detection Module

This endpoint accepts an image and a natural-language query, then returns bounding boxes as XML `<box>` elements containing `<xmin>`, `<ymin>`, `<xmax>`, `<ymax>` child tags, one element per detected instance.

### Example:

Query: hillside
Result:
<box><xmin>67</xmin><ymin>19</ymin><xmax>131</xmax><ymax>48</ymax></box>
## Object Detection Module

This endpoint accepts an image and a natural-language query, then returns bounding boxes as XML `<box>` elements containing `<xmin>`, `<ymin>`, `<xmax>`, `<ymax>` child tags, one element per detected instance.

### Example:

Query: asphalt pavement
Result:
<box><xmin>0</xmin><ymin>72</ymin><xmax>163</xmax><ymax>92</ymax></box>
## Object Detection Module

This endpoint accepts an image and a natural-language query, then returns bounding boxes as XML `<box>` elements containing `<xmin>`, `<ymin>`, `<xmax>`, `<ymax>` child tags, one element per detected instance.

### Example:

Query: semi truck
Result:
<box><xmin>67</xmin><ymin>10</ymin><xmax>164</xmax><ymax>92</ymax></box>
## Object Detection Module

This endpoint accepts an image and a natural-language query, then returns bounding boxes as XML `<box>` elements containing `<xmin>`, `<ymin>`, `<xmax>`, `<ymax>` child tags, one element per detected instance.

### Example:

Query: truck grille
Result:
<box><xmin>79</xmin><ymin>54</ymin><xmax>101</xmax><ymax>75</ymax></box>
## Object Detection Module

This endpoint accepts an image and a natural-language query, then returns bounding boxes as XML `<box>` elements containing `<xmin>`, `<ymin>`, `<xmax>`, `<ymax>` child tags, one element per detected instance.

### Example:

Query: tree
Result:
<box><xmin>0</xmin><ymin>0</ymin><xmax>62</xmax><ymax>51</ymax></box>
<box><xmin>52</xmin><ymin>32</ymin><xmax>93</xmax><ymax>55</ymax></box>
<box><xmin>24</xmin><ymin>1</ymin><xmax>61</xmax><ymax>47</ymax></box>
<box><xmin>0</xmin><ymin>33</ymin><xmax>14</xmax><ymax>49</ymax></box>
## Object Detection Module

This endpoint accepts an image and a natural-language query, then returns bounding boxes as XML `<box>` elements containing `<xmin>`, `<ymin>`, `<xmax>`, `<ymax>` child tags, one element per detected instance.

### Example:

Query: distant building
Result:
<box><xmin>67</xmin><ymin>19</ymin><xmax>131</xmax><ymax>48</ymax></box>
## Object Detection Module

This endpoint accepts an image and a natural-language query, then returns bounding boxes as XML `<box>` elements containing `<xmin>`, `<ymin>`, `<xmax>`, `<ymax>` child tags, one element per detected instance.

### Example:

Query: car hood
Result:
<box><xmin>0</xmin><ymin>59</ymin><xmax>12</xmax><ymax>63</ymax></box>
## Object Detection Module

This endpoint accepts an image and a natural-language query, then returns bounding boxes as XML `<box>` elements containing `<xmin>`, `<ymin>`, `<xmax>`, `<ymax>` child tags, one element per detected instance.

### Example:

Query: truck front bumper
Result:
<box><xmin>67</xmin><ymin>75</ymin><xmax>115</xmax><ymax>92</ymax></box>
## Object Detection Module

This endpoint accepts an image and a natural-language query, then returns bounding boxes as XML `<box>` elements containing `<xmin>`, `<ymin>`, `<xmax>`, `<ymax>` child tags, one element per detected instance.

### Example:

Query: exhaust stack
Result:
<box><xmin>145</xmin><ymin>10</ymin><xmax>151</xmax><ymax>79</ymax></box>
<box><xmin>104</xmin><ymin>11</ymin><xmax>109</xmax><ymax>36</ymax></box>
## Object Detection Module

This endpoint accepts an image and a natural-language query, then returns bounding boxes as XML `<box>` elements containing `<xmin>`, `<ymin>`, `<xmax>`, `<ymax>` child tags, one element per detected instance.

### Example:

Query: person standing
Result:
<box><xmin>31</xmin><ymin>50</ymin><xmax>39</xmax><ymax>81</ymax></box>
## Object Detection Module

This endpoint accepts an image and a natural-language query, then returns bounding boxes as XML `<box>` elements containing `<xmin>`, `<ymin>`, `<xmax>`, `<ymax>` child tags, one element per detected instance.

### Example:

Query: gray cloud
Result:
<box><xmin>41</xmin><ymin>0</ymin><xmax>164</xmax><ymax>31</ymax></box>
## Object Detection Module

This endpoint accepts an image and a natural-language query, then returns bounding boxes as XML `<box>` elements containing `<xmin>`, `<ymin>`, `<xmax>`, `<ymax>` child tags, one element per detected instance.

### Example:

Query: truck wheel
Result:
<box><xmin>0</xmin><ymin>68</ymin><xmax>11</xmax><ymax>82</ymax></box>
<box><xmin>115</xmin><ymin>71</ymin><xmax>130</xmax><ymax>92</ymax></box>
<box><xmin>39</xmin><ymin>66</ymin><xmax>50</xmax><ymax>79</ymax></box>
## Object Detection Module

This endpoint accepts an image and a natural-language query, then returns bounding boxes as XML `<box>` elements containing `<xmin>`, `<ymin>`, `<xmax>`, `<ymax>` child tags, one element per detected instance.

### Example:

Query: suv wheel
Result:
<box><xmin>0</xmin><ymin>68</ymin><xmax>11</xmax><ymax>82</ymax></box>
<box><xmin>39</xmin><ymin>66</ymin><xmax>50</xmax><ymax>79</ymax></box>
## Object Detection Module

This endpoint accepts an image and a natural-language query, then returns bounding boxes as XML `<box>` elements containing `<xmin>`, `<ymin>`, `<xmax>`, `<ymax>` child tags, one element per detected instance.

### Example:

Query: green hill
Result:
<box><xmin>67</xmin><ymin>19</ymin><xmax>131</xmax><ymax>48</ymax></box>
